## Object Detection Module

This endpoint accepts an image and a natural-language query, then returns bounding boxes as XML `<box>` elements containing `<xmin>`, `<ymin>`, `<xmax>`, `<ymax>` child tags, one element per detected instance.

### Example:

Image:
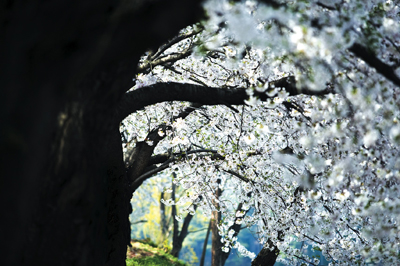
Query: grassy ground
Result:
<box><xmin>126</xmin><ymin>239</ymin><xmax>188</xmax><ymax>266</ymax></box>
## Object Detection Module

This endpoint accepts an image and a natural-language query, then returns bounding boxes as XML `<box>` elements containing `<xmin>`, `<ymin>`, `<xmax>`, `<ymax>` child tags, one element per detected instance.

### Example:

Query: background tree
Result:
<box><xmin>211</xmin><ymin>179</ymin><xmax>223</xmax><ymax>266</ymax></box>
<box><xmin>200</xmin><ymin>220</ymin><xmax>212</xmax><ymax>266</ymax></box>
<box><xmin>129</xmin><ymin>173</ymin><xmax>208</xmax><ymax>263</ymax></box>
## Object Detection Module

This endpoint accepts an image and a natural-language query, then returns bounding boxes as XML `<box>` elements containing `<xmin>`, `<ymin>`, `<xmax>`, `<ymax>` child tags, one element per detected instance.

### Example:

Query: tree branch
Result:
<box><xmin>140</xmin><ymin>149</ymin><xmax>225</xmax><ymax>184</ymax></box>
<box><xmin>349</xmin><ymin>43</ymin><xmax>400</xmax><ymax>87</ymax></box>
<box><xmin>138</xmin><ymin>26</ymin><xmax>203</xmax><ymax>72</ymax></box>
<box><xmin>164</xmin><ymin>65</ymin><xmax>209</xmax><ymax>86</ymax></box>
<box><xmin>130</xmin><ymin>220</ymin><xmax>148</xmax><ymax>225</ymax></box>
<box><xmin>187</xmin><ymin>227</ymin><xmax>209</xmax><ymax>234</ymax></box>
<box><xmin>131</xmin><ymin>158</ymin><xmax>172</xmax><ymax>189</ymax></box>
<box><xmin>316</xmin><ymin>1</ymin><xmax>336</xmax><ymax>10</ymax></box>
<box><xmin>293</xmin><ymin>255</ymin><xmax>318</xmax><ymax>266</ymax></box>
<box><xmin>138</xmin><ymin>50</ymin><xmax>193</xmax><ymax>72</ymax></box>
<box><xmin>116</xmin><ymin>76</ymin><xmax>332</xmax><ymax>123</ymax></box>
<box><xmin>125</xmin><ymin>103</ymin><xmax>201</xmax><ymax>190</ymax></box>
<box><xmin>218</xmin><ymin>168</ymin><xmax>252</xmax><ymax>183</ymax></box>
<box><xmin>150</xmin><ymin>149</ymin><xmax>223</xmax><ymax>165</ymax></box>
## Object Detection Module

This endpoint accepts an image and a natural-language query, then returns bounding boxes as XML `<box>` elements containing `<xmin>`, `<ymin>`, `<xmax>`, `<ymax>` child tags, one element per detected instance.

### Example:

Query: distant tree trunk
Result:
<box><xmin>211</xmin><ymin>182</ymin><xmax>223</xmax><ymax>266</ymax></box>
<box><xmin>160</xmin><ymin>191</ymin><xmax>168</xmax><ymax>242</ymax></box>
<box><xmin>170</xmin><ymin>209</ymin><xmax>197</xmax><ymax>257</ymax></box>
<box><xmin>0</xmin><ymin>1</ymin><xmax>203</xmax><ymax>266</ymax></box>
<box><xmin>220</xmin><ymin>192</ymin><xmax>252</xmax><ymax>266</ymax></box>
<box><xmin>171</xmin><ymin>179</ymin><xmax>179</xmax><ymax>253</ymax></box>
<box><xmin>220</xmin><ymin>202</ymin><xmax>248</xmax><ymax>266</ymax></box>
<box><xmin>251</xmin><ymin>240</ymin><xmax>280</xmax><ymax>266</ymax></box>
<box><xmin>170</xmin><ymin>177</ymin><xmax>198</xmax><ymax>258</ymax></box>
<box><xmin>200</xmin><ymin>220</ymin><xmax>212</xmax><ymax>266</ymax></box>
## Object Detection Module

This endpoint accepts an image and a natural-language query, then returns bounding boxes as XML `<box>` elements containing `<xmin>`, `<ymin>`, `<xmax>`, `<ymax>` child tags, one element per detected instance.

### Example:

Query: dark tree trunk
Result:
<box><xmin>200</xmin><ymin>220</ymin><xmax>212</xmax><ymax>266</ymax></box>
<box><xmin>170</xmin><ymin>208</ymin><xmax>197</xmax><ymax>257</ymax></box>
<box><xmin>170</xmin><ymin>179</ymin><xmax>197</xmax><ymax>258</ymax></box>
<box><xmin>171</xmin><ymin>180</ymin><xmax>179</xmax><ymax>255</ymax></box>
<box><xmin>0</xmin><ymin>1</ymin><xmax>202</xmax><ymax>266</ymax></box>
<box><xmin>211</xmin><ymin>185</ymin><xmax>223</xmax><ymax>266</ymax></box>
<box><xmin>220</xmin><ymin>201</ymin><xmax>250</xmax><ymax>266</ymax></box>
<box><xmin>160</xmin><ymin>191</ymin><xmax>168</xmax><ymax>240</ymax></box>
<box><xmin>251</xmin><ymin>241</ymin><xmax>280</xmax><ymax>266</ymax></box>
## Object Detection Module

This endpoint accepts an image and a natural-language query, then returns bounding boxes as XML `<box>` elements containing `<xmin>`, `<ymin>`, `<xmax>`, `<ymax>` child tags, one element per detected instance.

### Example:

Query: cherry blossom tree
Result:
<box><xmin>4</xmin><ymin>0</ymin><xmax>399</xmax><ymax>266</ymax></box>
<box><xmin>121</xmin><ymin>0</ymin><xmax>400</xmax><ymax>265</ymax></box>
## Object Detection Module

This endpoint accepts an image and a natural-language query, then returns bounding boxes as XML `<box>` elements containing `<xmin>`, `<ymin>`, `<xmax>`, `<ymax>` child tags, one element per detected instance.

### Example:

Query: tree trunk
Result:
<box><xmin>160</xmin><ymin>191</ymin><xmax>168</xmax><ymax>242</ymax></box>
<box><xmin>170</xmin><ymin>178</ymin><xmax>198</xmax><ymax>258</ymax></box>
<box><xmin>251</xmin><ymin>241</ymin><xmax>280</xmax><ymax>266</ymax></box>
<box><xmin>200</xmin><ymin>220</ymin><xmax>212</xmax><ymax>266</ymax></box>
<box><xmin>211</xmin><ymin>185</ymin><xmax>223</xmax><ymax>266</ymax></box>
<box><xmin>171</xmin><ymin>180</ymin><xmax>179</xmax><ymax>256</ymax></box>
<box><xmin>0</xmin><ymin>1</ymin><xmax>203</xmax><ymax>266</ymax></box>
<box><xmin>171</xmin><ymin>208</ymin><xmax>197</xmax><ymax>257</ymax></box>
<box><xmin>220</xmin><ymin>201</ymin><xmax>250</xmax><ymax>266</ymax></box>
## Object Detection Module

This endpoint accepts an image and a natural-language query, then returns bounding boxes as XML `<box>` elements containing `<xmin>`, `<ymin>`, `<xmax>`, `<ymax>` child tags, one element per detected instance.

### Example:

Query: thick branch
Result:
<box><xmin>131</xmin><ymin>159</ymin><xmax>172</xmax><ymax>190</ymax></box>
<box><xmin>349</xmin><ymin>43</ymin><xmax>400</xmax><ymax>87</ymax></box>
<box><xmin>148</xmin><ymin>154</ymin><xmax>171</xmax><ymax>166</ymax></box>
<box><xmin>116</xmin><ymin>76</ymin><xmax>332</xmax><ymax>123</ymax></box>
<box><xmin>149</xmin><ymin>149</ymin><xmax>223</xmax><ymax>165</ymax></box>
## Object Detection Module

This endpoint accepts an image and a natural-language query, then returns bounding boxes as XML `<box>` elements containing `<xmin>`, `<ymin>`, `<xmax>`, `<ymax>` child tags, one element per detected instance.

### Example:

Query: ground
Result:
<box><xmin>126</xmin><ymin>239</ymin><xmax>187</xmax><ymax>266</ymax></box>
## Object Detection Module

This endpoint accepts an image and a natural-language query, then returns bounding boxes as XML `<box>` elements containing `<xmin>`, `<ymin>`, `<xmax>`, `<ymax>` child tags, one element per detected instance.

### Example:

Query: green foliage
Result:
<box><xmin>160</xmin><ymin>238</ymin><xmax>172</xmax><ymax>253</ymax></box>
<box><xmin>178</xmin><ymin>244</ymin><xmax>199</xmax><ymax>265</ymax></box>
<box><xmin>126</xmin><ymin>256</ymin><xmax>186</xmax><ymax>266</ymax></box>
